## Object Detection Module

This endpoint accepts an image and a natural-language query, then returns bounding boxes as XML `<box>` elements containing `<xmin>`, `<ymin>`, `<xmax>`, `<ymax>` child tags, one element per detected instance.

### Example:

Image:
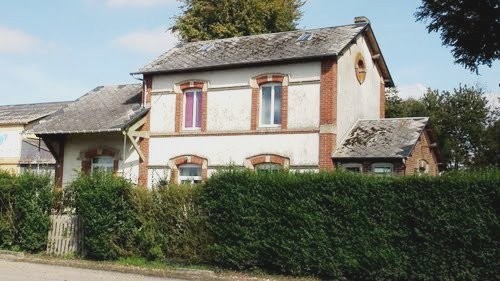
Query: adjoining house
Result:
<box><xmin>333</xmin><ymin>117</ymin><xmax>440</xmax><ymax>175</ymax></box>
<box><xmin>0</xmin><ymin>101</ymin><xmax>69</xmax><ymax>174</ymax></box>
<box><xmin>28</xmin><ymin>84</ymin><xmax>148</xmax><ymax>187</ymax></box>
<box><xmin>30</xmin><ymin>17</ymin><xmax>440</xmax><ymax>188</ymax></box>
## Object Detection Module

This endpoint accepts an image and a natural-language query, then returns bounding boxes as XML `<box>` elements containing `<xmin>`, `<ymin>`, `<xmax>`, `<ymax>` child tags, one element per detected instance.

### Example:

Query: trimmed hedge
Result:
<box><xmin>68</xmin><ymin>172</ymin><xmax>138</xmax><ymax>260</ymax></box>
<box><xmin>68</xmin><ymin>172</ymin><xmax>210</xmax><ymax>263</ymax></box>
<box><xmin>0</xmin><ymin>171</ymin><xmax>54</xmax><ymax>252</ymax></box>
<box><xmin>202</xmin><ymin>169</ymin><xmax>499</xmax><ymax>280</ymax></box>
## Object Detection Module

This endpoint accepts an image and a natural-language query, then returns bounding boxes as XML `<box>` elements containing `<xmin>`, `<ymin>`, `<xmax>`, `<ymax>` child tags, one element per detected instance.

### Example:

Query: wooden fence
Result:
<box><xmin>47</xmin><ymin>214</ymin><xmax>83</xmax><ymax>256</ymax></box>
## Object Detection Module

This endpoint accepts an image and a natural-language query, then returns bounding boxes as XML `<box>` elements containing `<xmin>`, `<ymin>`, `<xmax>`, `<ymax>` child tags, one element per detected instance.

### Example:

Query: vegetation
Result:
<box><xmin>386</xmin><ymin>85</ymin><xmax>499</xmax><ymax>169</ymax></box>
<box><xmin>172</xmin><ymin>0</ymin><xmax>305</xmax><ymax>42</ymax></box>
<box><xmin>203</xmin><ymin>169</ymin><xmax>499</xmax><ymax>280</ymax></box>
<box><xmin>0</xmin><ymin>171</ymin><xmax>54</xmax><ymax>252</ymax></box>
<box><xmin>415</xmin><ymin>0</ymin><xmax>500</xmax><ymax>72</ymax></box>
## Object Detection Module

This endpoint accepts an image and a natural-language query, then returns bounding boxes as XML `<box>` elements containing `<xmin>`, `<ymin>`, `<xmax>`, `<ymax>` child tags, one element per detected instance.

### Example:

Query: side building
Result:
<box><xmin>0</xmin><ymin>102</ymin><xmax>69</xmax><ymax>174</ymax></box>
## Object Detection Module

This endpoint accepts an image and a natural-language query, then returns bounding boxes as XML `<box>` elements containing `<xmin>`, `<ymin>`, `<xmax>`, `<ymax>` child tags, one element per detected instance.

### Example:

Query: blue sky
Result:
<box><xmin>0</xmin><ymin>0</ymin><xmax>498</xmax><ymax>106</ymax></box>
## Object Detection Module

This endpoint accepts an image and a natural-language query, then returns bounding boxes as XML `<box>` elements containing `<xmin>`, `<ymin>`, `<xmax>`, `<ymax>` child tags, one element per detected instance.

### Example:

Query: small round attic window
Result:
<box><xmin>355</xmin><ymin>53</ymin><xmax>367</xmax><ymax>84</ymax></box>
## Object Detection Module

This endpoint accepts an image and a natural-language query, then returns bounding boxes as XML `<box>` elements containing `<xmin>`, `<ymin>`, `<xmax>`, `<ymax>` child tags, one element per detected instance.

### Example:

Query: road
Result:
<box><xmin>0</xmin><ymin>260</ymin><xmax>186</xmax><ymax>281</ymax></box>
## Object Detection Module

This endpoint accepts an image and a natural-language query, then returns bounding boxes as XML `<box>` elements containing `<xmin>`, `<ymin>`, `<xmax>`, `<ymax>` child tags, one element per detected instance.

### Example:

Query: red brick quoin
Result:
<box><xmin>168</xmin><ymin>155</ymin><xmax>208</xmax><ymax>184</ymax></box>
<box><xmin>318</xmin><ymin>59</ymin><xmax>338</xmax><ymax>170</ymax></box>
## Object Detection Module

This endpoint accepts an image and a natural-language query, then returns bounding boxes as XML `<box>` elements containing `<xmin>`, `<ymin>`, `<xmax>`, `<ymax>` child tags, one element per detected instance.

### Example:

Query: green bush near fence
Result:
<box><xmin>0</xmin><ymin>171</ymin><xmax>54</xmax><ymax>252</ymax></box>
<box><xmin>203</xmin><ymin>169</ymin><xmax>499</xmax><ymax>280</ymax></box>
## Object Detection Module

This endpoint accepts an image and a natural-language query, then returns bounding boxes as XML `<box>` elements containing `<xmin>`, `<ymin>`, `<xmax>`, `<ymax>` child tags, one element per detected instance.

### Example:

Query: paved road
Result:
<box><xmin>0</xmin><ymin>260</ymin><xmax>185</xmax><ymax>281</ymax></box>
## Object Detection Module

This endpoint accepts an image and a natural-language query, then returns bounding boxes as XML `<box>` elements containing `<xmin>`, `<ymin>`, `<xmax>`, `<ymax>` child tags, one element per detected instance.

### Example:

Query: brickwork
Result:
<box><xmin>246</xmin><ymin>154</ymin><xmax>290</xmax><ymax>169</ymax></box>
<box><xmin>138</xmin><ymin>77</ymin><xmax>153</xmax><ymax>187</ymax></box>
<box><xmin>80</xmin><ymin>147</ymin><xmax>119</xmax><ymax>174</ymax></box>
<box><xmin>404</xmin><ymin>130</ymin><xmax>439</xmax><ymax>176</ymax></box>
<box><xmin>169</xmin><ymin>155</ymin><xmax>208</xmax><ymax>184</ymax></box>
<box><xmin>379</xmin><ymin>81</ymin><xmax>385</xmax><ymax>118</ymax></box>
<box><xmin>318</xmin><ymin>59</ymin><xmax>337</xmax><ymax>170</ymax></box>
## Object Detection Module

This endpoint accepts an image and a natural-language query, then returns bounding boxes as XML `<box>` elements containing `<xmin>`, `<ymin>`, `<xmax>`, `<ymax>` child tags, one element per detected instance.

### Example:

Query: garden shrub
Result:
<box><xmin>68</xmin><ymin>172</ymin><xmax>137</xmax><ymax>260</ymax></box>
<box><xmin>202</xmin><ymin>169</ymin><xmax>500</xmax><ymax>280</ymax></box>
<box><xmin>134</xmin><ymin>184</ymin><xmax>211</xmax><ymax>263</ymax></box>
<box><xmin>0</xmin><ymin>171</ymin><xmax>54</xmax><ymax>252</ymax></box>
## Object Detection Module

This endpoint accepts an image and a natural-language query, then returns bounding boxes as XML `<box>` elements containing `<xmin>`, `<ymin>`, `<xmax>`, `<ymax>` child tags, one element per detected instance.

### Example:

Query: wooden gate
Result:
<box><xmin>47</xmin><ymin>215</ymin><xmax>83</xmax><ymax>256</ymax></box>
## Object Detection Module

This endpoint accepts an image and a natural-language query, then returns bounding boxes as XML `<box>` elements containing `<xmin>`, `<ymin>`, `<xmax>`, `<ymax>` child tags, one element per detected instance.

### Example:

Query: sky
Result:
<box><xmin>0</xmin><ymin>0</ymin><xmax>498</xmax><ymax>106</ymax></box>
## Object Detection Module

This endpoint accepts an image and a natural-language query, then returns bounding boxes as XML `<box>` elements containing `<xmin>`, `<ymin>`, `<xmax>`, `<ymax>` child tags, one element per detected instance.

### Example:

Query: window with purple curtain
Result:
<box><xmin>184</xmin><ymin>90</ymin><xmax>202</xmax><ymax>129</ymax></box>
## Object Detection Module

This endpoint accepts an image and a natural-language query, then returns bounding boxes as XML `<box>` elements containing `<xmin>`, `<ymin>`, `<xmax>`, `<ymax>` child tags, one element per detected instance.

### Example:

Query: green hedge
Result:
<box><xmin>0</xmin><ymin>171</ymin><xmax>54</xmax><ymax>252</ymax></box>
<box><xmin>202</xmin><ymin>169</ymin><xmax>499</xmax><ymax>280</ymax></box>
<box><xmin>68</xmin><ymin>172</ymin><xmax>210</xmax><ymax>263</ymax></box>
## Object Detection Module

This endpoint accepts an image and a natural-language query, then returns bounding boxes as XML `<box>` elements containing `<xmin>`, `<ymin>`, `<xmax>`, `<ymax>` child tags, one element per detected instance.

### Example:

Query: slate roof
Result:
<box><xmin>0</xmin><ymin>101</ymin><xmax>70</xmax><ymax>125</ymax></box>
<box><xmin>333</xmin><ymin>117</ymin><xmax>429</xmax><ymax>159</ymax></box>
<box><xmin>19</xmin><ymin>139</ymin><xmax>55</xmax><ymax>164</ymax></box>
<box><xmin>29</xmin><ymin>84</ymin><xmax>147</xmax><ymax>135</ymax></box>
<box><xmin>135</xmin><ymin>23</ymin><xmax>369</xmax><ymax>74</ymax></box>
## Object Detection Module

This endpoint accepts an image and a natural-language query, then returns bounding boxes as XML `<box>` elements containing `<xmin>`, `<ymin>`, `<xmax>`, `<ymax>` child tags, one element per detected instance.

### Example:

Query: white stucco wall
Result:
<box><xmin>149</xmin><ymin>62</ymin><xmax>321</xmax><ymax>133</ymax></box>
<box><xmin>337</xmin><ymin>35</ymin><xmax>382</xmax><ymax>142</ymax></box>
<box><xmin>62</xmin><ymin>133</ymin><xmax>140</xmax><ymax>186</ymax></box>
<box><xmin>148</xmin><ymin>133</ymin><xmax>319</xmax><ymax>167</ymax></box>
<box><xmin>0</xmin><ymin>125</ymin><xmax>24</xmax><ymax>172</ymax></box>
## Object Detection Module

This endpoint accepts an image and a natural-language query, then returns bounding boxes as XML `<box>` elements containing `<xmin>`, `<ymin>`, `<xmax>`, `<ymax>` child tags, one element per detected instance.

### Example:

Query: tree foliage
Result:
<box><xmin>386</xmin><ymin>85</ymin><xmax>498</xmax><ymax>169</ymax></box>
<box><xmin>172</xmin><ymin>0</ymin><xmax>305</xmax><ymax>42</ymax></box>
<box><xmin>415</xmin><ymin>0</ymin><xmax>500</xmax><ymax>72</ymax></box>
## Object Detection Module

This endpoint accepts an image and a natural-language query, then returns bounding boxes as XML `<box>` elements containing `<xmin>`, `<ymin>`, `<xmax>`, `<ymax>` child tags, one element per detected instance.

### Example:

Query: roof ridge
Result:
<box><xmin>0</xmin><ymin>100</ymin><xmax>72</xmax><ymax>108</ymax></box>
<box><xmin>175</xmin><ymin>23</ymin><xmax>366</xmax><ymax>47</ymax></box>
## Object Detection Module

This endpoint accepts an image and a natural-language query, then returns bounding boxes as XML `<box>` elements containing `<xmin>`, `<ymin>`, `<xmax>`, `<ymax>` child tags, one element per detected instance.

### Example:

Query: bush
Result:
<box><xmin>134</xmin><ymin>184</ymin><xmax>211</xmax><ymax>263</ymax></box>
<box><xmin>203</xmin><ymin>169</ymin><xmax>499</xmax><ymax>280</ymax></box>
<box><xmin>0</xmin><ymin>171</ymin><xmax>54</xmax><ymax>252</ymax></box>
<box><xmin>68</xmin><ymin>172</ymin><xmax>137</xmax><ymax>260</ymax></box>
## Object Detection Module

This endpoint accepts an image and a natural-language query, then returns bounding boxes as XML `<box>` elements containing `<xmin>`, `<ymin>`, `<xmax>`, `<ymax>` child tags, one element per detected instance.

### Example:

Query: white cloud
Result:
<box><xmin>114</xmin><ymin>27</ymin><xmax>179</xmax><ymax>55</ymax></box>
<box><xmin>0</xmin><ymin>26</ymin><xmax>43</xmax><ymax>54</ymax></box>
<box><xmin>397</xmin><ymin>83</ymin><xmax>428</xmax><ymax>99</ymax></box>
<box><xmin>106</xmin><ymin>0</ymin><xmax>176</xmax><ymax>7</ymax></box>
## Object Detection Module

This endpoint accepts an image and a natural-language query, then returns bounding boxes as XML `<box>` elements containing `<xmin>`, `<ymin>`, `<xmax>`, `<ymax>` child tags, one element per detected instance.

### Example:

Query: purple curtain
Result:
<box><xmin>185</xmin><ymin>92</ymin><xmax>194</xmax><ymax>127</ymax></box>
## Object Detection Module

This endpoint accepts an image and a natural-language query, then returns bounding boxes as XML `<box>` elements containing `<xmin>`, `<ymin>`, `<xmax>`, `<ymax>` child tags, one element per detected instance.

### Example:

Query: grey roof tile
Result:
<box><xmin>0</xmin><ymin>101</ymin><xmax>70</xmax><ymax>125</ymax></box>
<box><xmin>333</xmin><ymin>117</ymin><xmax>429</xmax><ymax>159</ymax></box>
<box><xmin>28</xmin><ymin>84</ymin><xmax>147</xmax><ymax>135</ymax></box>
<box><xmin>135</xmin><ymin>23</ymin><xmax>367</xmax><ymax>74</ymax></box>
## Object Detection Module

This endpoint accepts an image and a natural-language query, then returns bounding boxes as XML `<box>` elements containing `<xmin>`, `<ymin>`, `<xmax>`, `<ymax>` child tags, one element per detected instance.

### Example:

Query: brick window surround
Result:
<box><xmin>250</xmin><ymin>74</ymin><xmax>289</xmax><ymax>130</ymax></box>
<box><xmin>174</xmin><ymin>81</ymin><xmax>208</xmax><ymax>133</ymax></box>
<box><xmin>244</xmin><ymin>154</ymin><xmax>290</xmax><ymax>169</ymax></box>
<box><xmin>80</xmin><ymin>147</ymin><xmax>120</xmax><ymax>174</ymax></box>
<box><xmin>168</xmin><ymin>155</ymin><xmax>208</xmax><ymax>184</ymax></box>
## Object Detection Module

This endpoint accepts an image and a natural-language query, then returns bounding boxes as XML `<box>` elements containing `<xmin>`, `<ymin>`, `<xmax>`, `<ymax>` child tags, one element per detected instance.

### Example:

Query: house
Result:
<box><xmin>30</xmin><ymin>17</ymin><xmax>440</xmax><ymax>188</ymax></box>
<box><xmin>0</xmin><ymin>101</ymin><xmax>69</xmax><ymax>174</ymax></box>
<box><xmin>333</xmin><ymin>117</ymin><xmax>439</xmax><ymax>175</ymax></box>
<box><xmin>28</xmin><ymin>84</ymin><xmax>148</xmax><ymax>187</ymax></box>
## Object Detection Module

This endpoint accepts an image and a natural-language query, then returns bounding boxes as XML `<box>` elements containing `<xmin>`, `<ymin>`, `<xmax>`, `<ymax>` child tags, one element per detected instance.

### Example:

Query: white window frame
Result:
<box><xmin>341</xmin><ymin>163</ymin><xmax>363</xmax><ymax>173</ymax></box>
<box><xmin>179</xmin><ymin>164</ymin><xmax>202</xmax><ymax>184</ymax></box>
<box><xmin>372</xmin><ymin>162</ymin><xmax>394</xmax><ymax>174</ymax></box>
<box><xmin>259</xmin><ymin>82</ymin><xmax>282</xmax><ymax>127</ymax></box>
<box><xmin>182</xmin><ymin>89</ymin><xmax>202</xmax><ymax>130</ymax></box>
<box><xmin>91</xmin><ymin>156</ymin><xmax>114</xmax><ymax>173</ymax></box>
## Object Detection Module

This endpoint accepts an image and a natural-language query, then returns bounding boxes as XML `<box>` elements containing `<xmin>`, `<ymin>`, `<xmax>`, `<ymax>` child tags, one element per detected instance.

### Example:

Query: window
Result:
<box><xmin>355</xmin><ymin>53</ymin><xmax>367</xmax><ymax>84</ymax></box>
<box><xmin>417</xmin><ymin>160</ymin><xmax>429</xmax><ymax>174</ymax></box>
<box><xmin>255</xmin><ymin>163</ymin><xmax>282</xmax><ymax>172</ymax></box>
<box><xmin>183</xmin><ymin>90</ymin><xmax>202</xmax><ymax>129</ymax></box>
<box><xmin>179</xmin><ymin>164</ymin><xmax>202</xmax><ymax>184</ymax></box>
<box><xmin>372</xmin><ymin>163</ymin><xmax>393</xmax><ymax>174</ymax></box>
<box><xmin>260</xmin><ymin>83</ymin><xmax>282</xmax><ymax>126</ymax></box>
<box><xmin>91</xmin><ymin>156</ymin><xmax>114</xmax><ymax>173</ymax></box>
<box><xmin>341</xmin><ymin>163</ymin><xmax>363</xmax><ymax>173</ymax></box>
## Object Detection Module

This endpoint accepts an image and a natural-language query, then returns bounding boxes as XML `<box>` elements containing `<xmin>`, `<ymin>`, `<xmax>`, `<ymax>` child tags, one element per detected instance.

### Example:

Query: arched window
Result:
<box><xmin>183</xmin><ymin>89</ymin><xmax>202</xmax><ymax>130</ymax></box>
<box><xmin>417</xmin><ymin>159</ymin><xmax>429</xmax><ymax>174</ymax></box>
<box><xmin>355</xmin><ymin>53</ymin><xmax>367</xmax><ymax>84</ymax></box>
<box><xmin>179</xmin><ymin>164</ymin><xmax>202</xmax><ymax>184</ymax></box>
<box><xmin>91</xmin><ymin>156</ymin><xmax>114</xmax><ymax>173</ymax></box>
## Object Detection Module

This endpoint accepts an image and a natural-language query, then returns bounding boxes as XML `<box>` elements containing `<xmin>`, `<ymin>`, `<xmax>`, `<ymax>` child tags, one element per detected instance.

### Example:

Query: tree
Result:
<box><xmin>385</xmin><ymin>85</ymin><xmax>498</xmax><ymax>169</ymax></box>
<box><xmin>172</xmin><ymin>0</ymin><xmax>305</xmax><ymax>42</ymax></box>
<box><xmin>415</xmin><ymin>0</ymin><xmax>500</xmax><ymax>72</ymax></box>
